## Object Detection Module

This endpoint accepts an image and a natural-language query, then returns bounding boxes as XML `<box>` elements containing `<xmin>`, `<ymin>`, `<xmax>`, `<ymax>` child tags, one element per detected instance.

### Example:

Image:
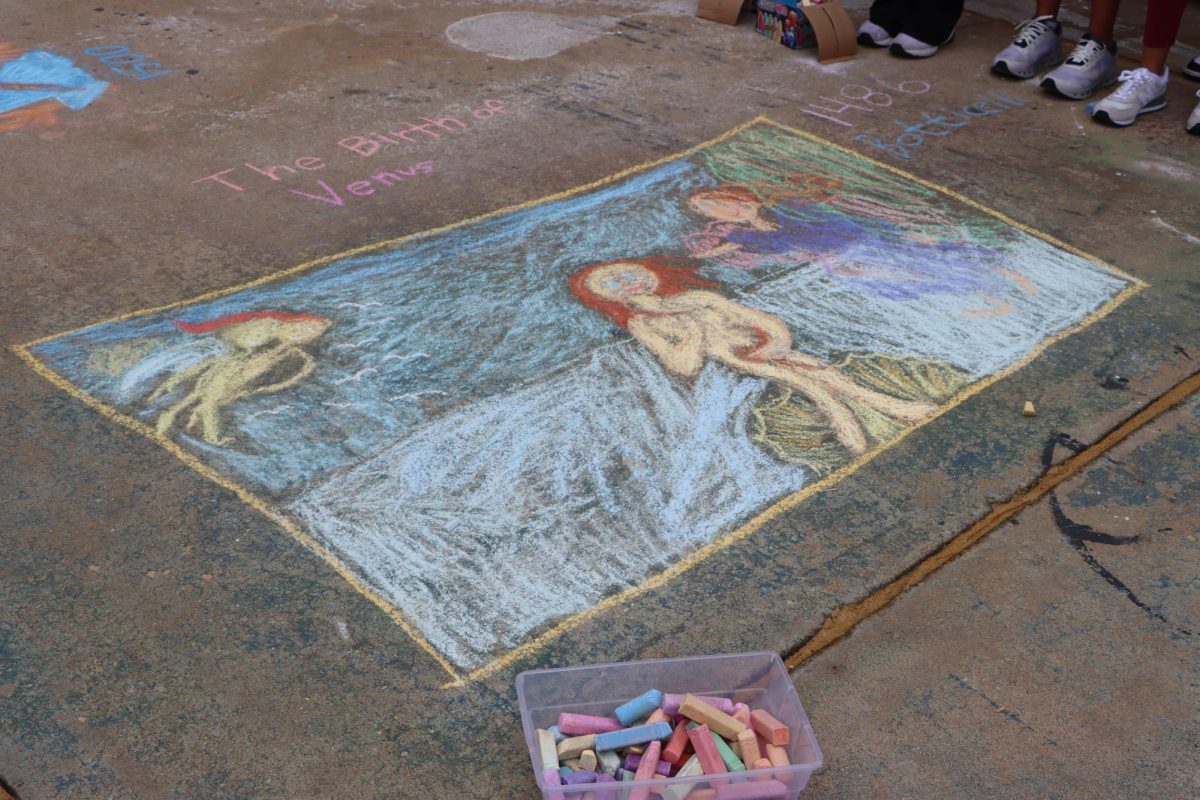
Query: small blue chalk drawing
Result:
<box><xmin>0</xmin><ymin>45</ymin><xmax>109</xmax><ymax>131</ymax></box>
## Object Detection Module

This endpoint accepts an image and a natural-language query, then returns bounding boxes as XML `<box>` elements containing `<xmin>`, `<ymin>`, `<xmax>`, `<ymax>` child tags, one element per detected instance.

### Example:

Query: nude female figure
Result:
<box><xmin>569</xmin><ymin>259</ymin><xmax>936</xmax><ymax>455</ymax></box>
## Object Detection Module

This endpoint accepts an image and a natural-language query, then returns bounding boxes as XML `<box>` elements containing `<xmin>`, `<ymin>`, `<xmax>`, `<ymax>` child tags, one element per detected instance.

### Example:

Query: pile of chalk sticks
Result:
<box><xmin>536</xmin><ymin>689</ymin><xmax>794</xmax><ymax>799</ymax></box>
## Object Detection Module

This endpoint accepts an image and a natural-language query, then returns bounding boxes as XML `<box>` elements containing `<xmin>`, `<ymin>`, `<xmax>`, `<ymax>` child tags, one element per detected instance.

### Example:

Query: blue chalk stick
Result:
<box><xmin>547</xmin><ymin>724</ymin><xmax>566</xmax><ymax>743</ymax></box>
<box><xmin>558</xmin><ymin>767</ymin><xmax>573</xmax><ymax>778</ymax></box>
<box><xmin>562</xmin><ymin>770</ymin><xmax>599</xmax><ymax>785</ymax></box>
<box><xmin>594</xmin><ymin>721</ymin><xmax>673</xmax><ymax>752</ymax></box>
<box><xmin>614</xmin><ymin>689</ymin><xmax>663</xmax><ymax>725</ymax></box>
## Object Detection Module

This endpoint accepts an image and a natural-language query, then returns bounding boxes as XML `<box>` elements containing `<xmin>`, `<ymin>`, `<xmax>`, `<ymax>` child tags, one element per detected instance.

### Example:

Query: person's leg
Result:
<box><xmin>1041</xmin><ymin>0</ymin><xmax>1122</xmax><ymax>99</ymax></box>
<box><xmin>1086</xmin><ymin>0</ymin><xmax>1121</xmax><ymax>45</ymax></box>
<box><xmin>1141</xmin><ymin>0</ymin><xmax>1188</xmax><ymax>75</ymax></box>
<box><xmin>1092</xmin><ymin>0</ymin><xmax>1188</xmax><ymax>128</ymax></box>
<box><xmin>899</xmin><ymin>0</ymin><xmax>964</xmax><ymax>45</ymax></box>
<box><xmin>868</xmin><ymin>0</ymin><xmax>915</xmax><ymax>36</ymax></box>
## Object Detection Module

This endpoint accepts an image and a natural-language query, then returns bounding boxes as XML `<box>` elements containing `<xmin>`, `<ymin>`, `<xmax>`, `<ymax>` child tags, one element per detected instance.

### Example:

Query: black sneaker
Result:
<box><xmin>1184</xmin><ymin>55</ymin><xmax>1200</xmax><ymax>82</ymax></box>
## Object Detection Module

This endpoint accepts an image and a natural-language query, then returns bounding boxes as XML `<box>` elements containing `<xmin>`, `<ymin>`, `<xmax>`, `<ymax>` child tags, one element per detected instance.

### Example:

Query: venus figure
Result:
<box><xmin>570</xmin><ymin>259</ymin><xmax>937</xmax><ymax>454</ymax></box>
<box><xmin>149</xmin><ymin>311</ymin><xmax>331</xmax><ymax>446</ymax></box>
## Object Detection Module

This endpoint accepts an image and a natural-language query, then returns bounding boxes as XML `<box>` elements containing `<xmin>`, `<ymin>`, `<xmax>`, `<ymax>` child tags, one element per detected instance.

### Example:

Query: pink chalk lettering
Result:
<box><xmin>290</xmin><ymin>180</ymin><xmax>345</xmax><ymax>206</ymax></box>
<box><xmin>371</xmin><ymin>166</ymin><xmax>419</xmax><ymax>186</ymax></box>
<box><xmin>424</xmin><ymin>115</ymin><xmax>467</xmax><ymax>132</ymax></box>
<box><xmin>346</xmin><ymin>180</ymin><xmax>376</xmax><ymax>196</ymax></box>
<box><xmin>244</xmin><ymin>161</ymin><xmax>299</xmax><ymax>181</ymax></box>
<box><xmin>192</xmin><ymin>168</ymin><xmax>245</xmax><ymax>192</ymax></box>
<box><xmin>294</xmin><ymin>157</ymin><xmax>326</xmax><ymax>171</ymax></box>
<box><xmin>339</xmin><ymin>136</ymin><xmax>381</xmax><ymax>157</ymax></box>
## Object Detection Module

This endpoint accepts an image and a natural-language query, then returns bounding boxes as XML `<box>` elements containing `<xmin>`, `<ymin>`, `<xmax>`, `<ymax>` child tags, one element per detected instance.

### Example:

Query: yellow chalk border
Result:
<box><xmin>12</xmin><ymin>117</ymin><xmax>1147</xmax><ymax>688</ymax></box>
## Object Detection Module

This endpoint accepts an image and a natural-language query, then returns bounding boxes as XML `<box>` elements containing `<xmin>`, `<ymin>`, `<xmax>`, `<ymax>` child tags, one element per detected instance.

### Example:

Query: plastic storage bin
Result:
<box><xmin>517</xmin><ymin>652</ymin><xmax>822</xmax><ymax>799</ymax></box>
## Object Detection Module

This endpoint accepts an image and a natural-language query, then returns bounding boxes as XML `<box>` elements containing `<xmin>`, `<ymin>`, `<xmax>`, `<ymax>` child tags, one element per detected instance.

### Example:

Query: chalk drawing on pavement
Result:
<box><xmin>16</xmin><ymin>118</ymin><xmax>1145</xmax><ymax>683</ymax></box>
<box><xmin>0</xmin><ymin>44</ymin><xmax>109</xmax><ymax>132</ymax></box>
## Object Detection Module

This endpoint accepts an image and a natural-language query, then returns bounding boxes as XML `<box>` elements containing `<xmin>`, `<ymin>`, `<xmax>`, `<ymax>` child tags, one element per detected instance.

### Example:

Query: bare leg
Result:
<box><xmin>722</xmin><ymin>355</ymin><xmax>870</xmax><ymax>454</ymax></box>
<box><xmin>1036</xmin><ymin>0</ymin><xmax>1061</xmax><ymax>17</ymax></box>
<box><xmin>1089</xmin><ymin>0</ymin><xmax>1120</xmax><ymax>46</ymax></box>
<box><xmin>156</xmin><ymin>393</ymin><xmax>200</xmax><ymax>437</ymax></box>
<box><xmin>782</xmin><ymin>359</ymin><xmax>938</xmax><ymax>423</ymax></box>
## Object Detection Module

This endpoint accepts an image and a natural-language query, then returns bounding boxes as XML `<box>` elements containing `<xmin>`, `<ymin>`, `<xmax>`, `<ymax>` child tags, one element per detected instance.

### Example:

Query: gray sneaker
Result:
<box><xmin>1090</xmin><ymin>68</ymin><xmax>1169</xmax><ymax>127</ymax></box>
<box><xmin>992</xmin><ymin>16</ymin><xmax>1063</xmax><ymax>79</ymax></box>
<box><xmin>1040</xmin><ymin>34</ymin><xmax>1118</xmax><ymax>99</ymax></box>
<box><xmin>1185</xmin><ymin>90</ymin><xmax>1200</xmax><ymax>134</ymax></box>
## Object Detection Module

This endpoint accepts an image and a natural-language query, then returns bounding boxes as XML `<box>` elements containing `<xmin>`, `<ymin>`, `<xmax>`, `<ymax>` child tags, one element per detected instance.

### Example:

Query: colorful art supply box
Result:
<box><xmin>755</xmin><ymin>1</ymin><xmax>817</xmax><ymax>49</ymax></box>
<box><xmin>518</xmin><ymin>652</ymin><xmax>823</xmax><ymax>798</ymax></box>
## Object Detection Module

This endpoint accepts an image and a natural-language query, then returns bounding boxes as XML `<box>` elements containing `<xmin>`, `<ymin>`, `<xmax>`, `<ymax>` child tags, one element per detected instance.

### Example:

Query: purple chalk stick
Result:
<box><xmin>594</xmin><ymin>773</ymin><xmax>618</xmax><ymax>800</ymax></box>
<box><xmin>622</xmin><ymin>754</ymin><xmax>671</xmax><ymax>776</ymax></box>
<box><xmin>558</xmin><ymin>712</ymin><xmax>623</xmax><ymax>736</ymax></box>
<box><xmin>714</xmin><ymin>779</ymin><xmax>791</xmax><ymax>799</ymax></box>
<box><xmin>540</xmin><ymin>767</ymin><xmax>561</xmax><ymax>787</ymax></box>
<box><xmin>562</xmin><ymin>770</ymin><xmax>599</xmax><ymax>785</ymax></box>
<box><xmin>664</xmin><ymin>693</ymin><xmax>735</xmax><ymax>716</ymax></box>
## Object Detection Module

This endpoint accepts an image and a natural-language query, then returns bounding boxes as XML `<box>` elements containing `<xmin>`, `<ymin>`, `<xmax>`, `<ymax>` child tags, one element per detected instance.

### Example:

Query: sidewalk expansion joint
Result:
<box><xmin>784</xmin><ymin>367</ymin><xmax>1200</xmax><ymax>672</ymax></box>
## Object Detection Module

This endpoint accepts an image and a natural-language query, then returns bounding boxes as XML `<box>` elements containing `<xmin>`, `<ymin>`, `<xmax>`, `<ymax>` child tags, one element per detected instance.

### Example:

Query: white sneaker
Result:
<box><xmin>890</xmin><ymin>30</ymin><xmax>954</xmax><ymax>59</ymax></box>
<box><xmin>992</xmin><ymin>16</ymin><xmax>1063</xmax><ymax>79</ymax></box>
<box><xmin>1187</xmin><ymin>91</ymin><xmax>1200</xmax><ymax>135</ymax></box>
<box><xmin>857</xmin><ymin>20</ymin><xmax>894</xmax><ymax>48</ymax></box>
<box><xmin>1090</xmin><ymin>68</ymin><xmax>1169</xmax><ymax>127</ymax></box>
<box><xmin>1040</xmin><ymin>34</ymin><xmax>1118</xmax><ymax>99</ymax></box>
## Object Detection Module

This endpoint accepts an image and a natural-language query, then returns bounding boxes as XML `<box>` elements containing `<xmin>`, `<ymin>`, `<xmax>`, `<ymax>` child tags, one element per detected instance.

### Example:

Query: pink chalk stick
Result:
<box><xmin>749</xmin><ymin>710</ymin><xmax>790</xmax><ymax>746</ymax></box>
<box><xmin>628</xmin><ymin>740</ymin><xmax>662</xmax><ymax>800</ymax></box>
<box><xmin>558</xmin><ymin>712</ymin><xmax>623</xmax><ymax>735</ymax></box>
<box><xmin>714</xmin><ymin>780</ymin><xmax>790</xmax><ymax>799</ymax></box>
<box><xmin>664</xmin><ymin>693</ymin><xmax>735</xmax><ymax>715</ymax></box>
<box><xmin>686</xmin><ymin>723</ymin><xmax>728</xmax><ymax>786</ymax></box>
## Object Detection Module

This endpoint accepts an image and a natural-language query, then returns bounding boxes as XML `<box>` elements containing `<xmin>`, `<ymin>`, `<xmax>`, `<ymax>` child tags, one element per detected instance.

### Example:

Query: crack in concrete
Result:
<box><xmin>785</xmin><ymin>367</ymin><xmax>1200</xmax><ymax>671</ymax></box>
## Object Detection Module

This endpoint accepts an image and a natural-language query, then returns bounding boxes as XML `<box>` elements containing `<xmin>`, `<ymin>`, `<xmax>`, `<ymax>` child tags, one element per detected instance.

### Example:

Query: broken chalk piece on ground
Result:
<box><xmin>749</xmin><ymin>709</ymin><xmax>790</xmax><ymax>746</ymax></box>
<box><xmin>615</xmin><ymin>689</ymin><xmax>664</xmax><ymax>725</ymax></box>
<box><xmin>1023</xmin><ymin>400</ymin><xmax>1037</xmax><ymax>416</ymax></box>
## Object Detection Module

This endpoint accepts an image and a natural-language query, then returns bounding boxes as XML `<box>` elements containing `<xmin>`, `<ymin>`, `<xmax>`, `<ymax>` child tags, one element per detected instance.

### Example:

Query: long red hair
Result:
<box><xmin>568</xmin><ymin>258</ymin><xmax>717</xmax><ymax>328</ymax></box>
<box><xmin>173</xmin><ymin>310</ymin><xmax>327</xmax><ymax>334</ymax></box>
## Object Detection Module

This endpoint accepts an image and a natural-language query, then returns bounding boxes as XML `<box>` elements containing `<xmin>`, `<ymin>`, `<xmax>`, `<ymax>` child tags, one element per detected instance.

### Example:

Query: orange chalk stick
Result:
<box><xmin>680</xmin><ymin>695</ymin><xmax>748</xmax><ymax>741</ymax></box>
<box><xmin>646</xmin><ymin>708</ymin><xmax>670</xmax><ymax>726</ymax></box>
<box><xmin>752</xmin><ymin>757</ymin><xmax>773</xmax><ymax>780</ymax></box>
<box><xmin>691</xmin><ymin>791</ymin><xmax>717</xmax><ymax>800</ymax></box>
<box><xmin>764</xmin><ymin>742</ymin><xmax>790</xmax><ymax>768</ymax></box>
<box><xmin>662</xmin><ymin>721</ymin><xmax>691</xmax><ymax>763</ymax></box>
<box><xmin>732</xmin><ymin>705</ymin><xmax>752</xmax><ymax>730</ymax></box>
<box><xmin>749</xmin><ymin>710</ymin><xmax>789</xmax><ymax>746</ymax></box>
<box><xmin>736</xmin><ymin>729</ymin><xmax>762</xmax><ymax>766</ymax></box>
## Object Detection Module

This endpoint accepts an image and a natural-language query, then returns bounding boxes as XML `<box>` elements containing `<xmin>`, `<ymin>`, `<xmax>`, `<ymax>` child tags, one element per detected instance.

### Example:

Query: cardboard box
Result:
<box><xmin>696</xmin><ymin>0</ymin><xmax>746</xmax><ymax>26</ymax></box>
